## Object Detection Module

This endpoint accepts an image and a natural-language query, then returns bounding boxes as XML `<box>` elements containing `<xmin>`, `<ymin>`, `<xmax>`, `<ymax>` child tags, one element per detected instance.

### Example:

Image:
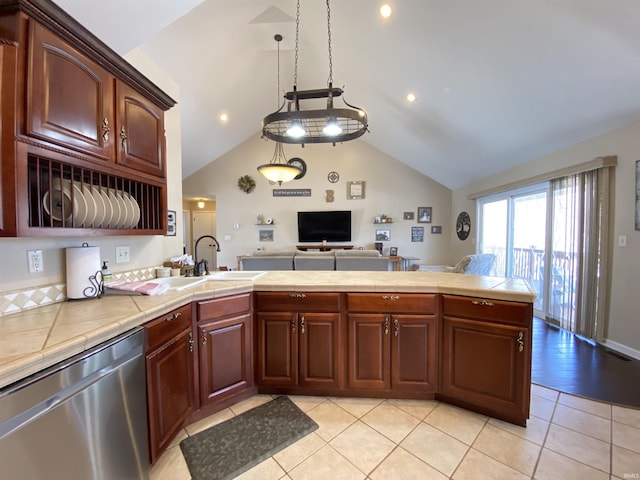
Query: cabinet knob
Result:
<box><xmin>102</xmin><ymin>118</ymin><xmax>110</xmax><ymax>141</ymax></box>
<box><xmin>300</xmin><ymin>316</ymin><xmax>305</xmax><ymax>334</ymax></box>
<box><xmin>188</xmin><ymin>330</ymin><xmax>194</xmax><ymax>352</ymax></box>
<box><xmin>200</xmin><ymin>329</ymin><xmax>207</xmax><ymax>346</ymax></box>
<box><xmin>393</xmin><ymin>317</ymin><xmax>399</xmax><ymax>337</ymax></box>
<box><xmin>516</xmin><ymin>331</ymin><xmax>524</xmax><ymax>352</ymax></box>
<box><xmin>384</xmin><ymin>316</ymin><xmax>390</xmax><ymax>335</ymax></box>
<box><xmin>120</xmin><ymin>126</ymin><xmax>128</xmax><ymax>149</ymax></box>
<box><xmin>291</xmin><ymin>317</ymin><xmax>296</xmax><ymax>334</ymax></box>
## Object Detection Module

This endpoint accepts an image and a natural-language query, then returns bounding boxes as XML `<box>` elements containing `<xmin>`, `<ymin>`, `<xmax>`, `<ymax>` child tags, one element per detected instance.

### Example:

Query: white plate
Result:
<box><xmin>107</xmin><ymin>190</ymin><xmax>123</xmax><ymax>228</ymax></box>
<box><xmin>98</xmin><ymin>189</ymin><xmax>114</xmax><ymax>228</ymax></box>
<box><xmin>122</xmin><ymin>191</ymin><xmax>140</xmax><ymax>228</ymax></box>
<box><xmin>42</xmin><ymin>179</ymin><xmax>87</xmax><ymax>227</ymax></box>
<box><xmin>80</xmin><ymin>184</ymin><xmax>97</xmax><ymax>227</ymax></box>
<box><xmin>89</xmin><ymin>186</ymin><xmax>107</xmax><ymax>228</ymax></box>
<box><xmin>118</xmin><ymin>191</ymin><xmax>134</xmax><ymax>228</ymax></box>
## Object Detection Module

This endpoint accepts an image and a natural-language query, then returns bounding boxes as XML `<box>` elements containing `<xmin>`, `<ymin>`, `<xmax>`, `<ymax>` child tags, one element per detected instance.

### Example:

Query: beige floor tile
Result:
<box><xmin>361</xmin><ymin>402</ymin><xmax>420</xmax><ymax>443</ymax></box>
<box><xmin>288</xmin><ymin>444</ymin><xmax>365</xmax><ymax>480</ymax></box>
<box><xmin>400</xmin><ymin>422</ymin><xmax>468</xmax><ymax>477</ymax></box>
<box><xmin>424</xmin><ymin>403</ymin><xmax>487</xmax><ymax>445</ymax></box>
<box><xmin>534</xmin><ymin>448</ymin><xmax>609</xmax><ymax>480</ymax></box>
<box><xmin>273</xmin><ymin>432</ymin><xmax>326</xmax><ymax>472</ymax></box>
<box><xmin>287</xmin><ymin>395</ymin><xmax>328</xmax><ymax>412</ymax></box>
<box><xmin>529</xmin><ymin>394</ymin><xmax>556</xmax><ymax>421</ymax></box>
<box><xmin>531</xmin><ymin>384</ymin><xmax>559</xmax><ymax>402</ymax></box>
<box><xmin>453</xmin><ymin>448</ymin><xmax>530</xmax><ymax>480</ymax></box>
<box><xmin>328</xmin><ymin>396</ymin><xmax>382</xmax><ymax>418</ymax></box>
<box><xmin>613</xmin><ymin>422</ymin><xmax>640</xmax><ymax>454</ymax></box>
<box><xmin>385</xmin><ymin>398</ymin><xmax>439</xmax><ymax>421</ymax></box>
<box><xmin>472</xmin><ymin>423</ymin><xmax>540</xmax><ymax>476</ymax></box>
<box><xmin>545</xmin><ymin>423</ymin><xmax>610</xmax><ymax>472</ymax></box>
<box><xmin>369</xmin><ymin>447</ymin><xmax>447</xmax><ymax>480</ymax></box>
<box><xmin>552</xmin><ymin>403</ymin><xmax>611</xmax><ymax>442</ymax></box>
<box><xmin>149</xmin><ymin>444</ymin><xmax>191</xmax><ymax>480</ymax></box>
<box><xmin>305</xmin><ymin>400</ymin><xmax>357</xmax><ymax>442</ymax></box>
<box><xmin>489</xmin><ymin>414</ymin><xmax>549</xmax><ymax>446</ymax></box>
<box><xmin>558</xmin><ymin>393</ymin><xmax>612</xmax><ymax>419</ymax></box>
<box><xmin>229</xmin><ymin>394</ymin><xmax>274</xmax><ymax>415</ymax></box>
<box><xmin>235</xmin><ymin>457</ymin><xmax>286</xmax><ymax>480</ymax></box>
<box><xmin>330</xmin><ymin>420</ymin><xmax>396</xmax><ymax>475</ymax></box>
<box><xmin>613</xmin><ymin>405</ymin><xmax>640</xmax><ymax>429</ymax></box>
<box><xmin>184</xmin><ymin>407</ymin><xmax>235</xmax><ymax>436</ymax></box>
<box><xmin>612</xmin><ymin>445</ymin><xmax>640</xmax><ymax>479</ymax></box>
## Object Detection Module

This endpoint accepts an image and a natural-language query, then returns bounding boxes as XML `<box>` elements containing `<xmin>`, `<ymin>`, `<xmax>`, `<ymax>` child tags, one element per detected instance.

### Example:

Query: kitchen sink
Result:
<box><xmin>206</xmin><ymin>271</ymin><xmax>267</xmax><ymax>281</ymax></box>
<box><xmin>148</xmin><ymin>276</ymin><xmax>208</xmax><ymax>290</ymax></box>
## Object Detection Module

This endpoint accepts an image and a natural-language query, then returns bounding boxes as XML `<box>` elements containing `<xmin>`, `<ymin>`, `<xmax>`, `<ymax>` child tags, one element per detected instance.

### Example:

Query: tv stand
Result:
<box><xmin>296</xmin><ymin>244</ymin><xmax>354</xmax><ymax>252</ymax></box>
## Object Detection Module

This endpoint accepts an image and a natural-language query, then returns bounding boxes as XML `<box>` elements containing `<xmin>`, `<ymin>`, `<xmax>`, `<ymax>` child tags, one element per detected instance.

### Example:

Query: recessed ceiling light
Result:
<box><xmin>406</xmin><ymin>93</ymin><xmax>417</xmax><ymax>103</ymax></box>
<box><xmin>219</xmin><ymin>113</ymin><xmax>229</xmax><ymax>123</ymax></box>
<box><xmin>380</xmin><ymin>4</ymin><xmax>392</xmax><ymax>19</ymax></box>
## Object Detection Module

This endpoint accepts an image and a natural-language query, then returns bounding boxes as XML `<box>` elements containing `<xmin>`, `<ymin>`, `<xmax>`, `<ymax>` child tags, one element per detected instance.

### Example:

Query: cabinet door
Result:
<box><xmin>441</xmin><ymin>316</ymin><xmax>530</xmax><ymax>425</ymax></box>
<box><xmin>256</xmin><ymin>312</ymin><xmax>298</xmax><ymax>386</ymax></box>
<box><xmin>198</xmin><ymin>313</ymin><xmax>252</xmax><ymax>406</ymax></box>
<box><xmin>27</xmin><ymin>22</ymin><xmax>114</xmax><ymax>160</ymax></box>
<box><xmin>116</xmin><ymin>81</ymin><xmax>165</xmax><ymax>177</ymax></box>
<box><xmin>298</xmin><ymin>313</ymin><xmax>341</xmax><ymax>389</ymax></box>
<box><xmin>146</xmin><ymin>327</ymin><xmax>195</xmax><ymax>463</ymax></box>
<box><xmin>347</xmin><ymin>314</ymin><xmax>390</xmax><ymax>390</ymax></box>
<box><xmin>391</xmin><ymin>315</ymin><xmax>437</xmax><ymax>392</ymax></box>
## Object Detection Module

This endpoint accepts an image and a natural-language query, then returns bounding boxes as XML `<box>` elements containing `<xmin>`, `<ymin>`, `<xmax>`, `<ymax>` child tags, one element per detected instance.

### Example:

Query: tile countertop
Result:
<box><xmin>0</xmin><ymin>271</ymin><xmax>535</xmax><ymax>389</ymax></box>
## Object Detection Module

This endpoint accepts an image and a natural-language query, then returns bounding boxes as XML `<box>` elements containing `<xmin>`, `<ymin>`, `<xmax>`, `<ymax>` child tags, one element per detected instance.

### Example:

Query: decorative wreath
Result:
<box><xmin>237</xmin><ymin>175</ymin><xmax>256</xmax><ymax>194</ymax></box>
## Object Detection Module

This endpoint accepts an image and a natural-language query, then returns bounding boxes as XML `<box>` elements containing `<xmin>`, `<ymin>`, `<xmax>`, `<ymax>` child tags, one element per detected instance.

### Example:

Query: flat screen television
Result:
<box><xmin>297</xmin><ymin>210</ymin><xmax>352</xmax><ymax>243</ymax></box>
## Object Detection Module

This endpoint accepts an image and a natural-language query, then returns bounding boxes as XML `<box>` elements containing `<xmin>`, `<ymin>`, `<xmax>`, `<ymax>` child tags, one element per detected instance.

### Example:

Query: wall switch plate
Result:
<box><xmin>233</xmin><ymin>223</ymin><xmax>239</xmax><ymax>230</ymax></box>
<box><xmin>116</xmin><ymin>245</ymin><xmax>130</xmax><ymax>263</ymax></box>
<box><xmin>618</xmin><ymin>235</ymin><xmax>627</xmax><ymax>247</ymax></box>
<box><xmin>224</xmin><ymin>235</ymin><xmax>232</xmax><ymax>241</ymax></box>
<box><xmin>28</xmin><ymin>250</ymin><xmax>44</xmax><ymax>273</ymax></box>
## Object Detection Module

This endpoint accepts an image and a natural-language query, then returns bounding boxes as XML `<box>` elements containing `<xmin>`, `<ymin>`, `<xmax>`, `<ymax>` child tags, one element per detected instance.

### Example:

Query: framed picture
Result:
<box><xmin>375</xmin><ymin>229</ymin><xmax>391</xmax><ymax>241</ymax></box>
<box><xmin>431</xmin><ymin>226</ymin><xmax>442</xmax><ymax>234</ymax></box>
<box><xmin>411</xmin><ymin>226</ymin><xmax>424</xmax><ymax>242</ymax></box>
<box><xmin>167</xmin><ymin>210</ymin><xmax>176</xmax><ymax>236</ymax></box>
<box><xmin>403</xmin><ymin>211</ymin><xmax>414</xmax><ymax>220</ymax></box>
<box><xmin>389</xmin><ymin>247</ymin><xmax>398</xmax><ymax>256</ymax></box>
<box><xmin>347</xmin><ymin>181</ymin><xmax>365</xmax><ymax>199</ymax></box>
<box><xmin>417</xmin><ymin>207</ymin><xmax>432</xmax><ymax>223</ymax></box>
<box><xmin>259</xmin><ymin>230</ymin><xmax>274</xmax><ymax>242</ymax></box>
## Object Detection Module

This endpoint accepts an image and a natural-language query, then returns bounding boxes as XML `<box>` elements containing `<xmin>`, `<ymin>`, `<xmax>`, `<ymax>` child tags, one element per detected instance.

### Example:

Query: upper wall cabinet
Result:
<box><xmin>0</xmin><ymin>0</ymin><xmax>175</xmax><ymax>237</ymax></box>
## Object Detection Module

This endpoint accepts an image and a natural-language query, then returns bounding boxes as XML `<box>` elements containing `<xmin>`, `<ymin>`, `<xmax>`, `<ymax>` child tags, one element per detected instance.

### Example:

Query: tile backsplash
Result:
<box><xmin>0</xmin><ymin>266</ymin><xmax>159</xmax><ymax>317</ymax></box>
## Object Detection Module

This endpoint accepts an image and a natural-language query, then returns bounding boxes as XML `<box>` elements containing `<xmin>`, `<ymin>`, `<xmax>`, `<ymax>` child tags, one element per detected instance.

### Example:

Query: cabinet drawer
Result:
<box><xmin>442</xmin><ymin>295</ymin><xmax>531</xmax><ymax>325</ymax></box>
<box><xmin>346</xmin><ymin>293</ymin><xmax>436</xmax><ymax>314</ymax></box>
<box><xmin>255</xmin><ymin>292</ymin><xmax>341</xmax><ymax>312</ymax></box>
<box><xmin>197</xmin><ymin>293</ymin><xmax>252</xmax><ymax>321</ymax></box>
<box><xmin>144</xmin><ymin>304</ymin><xmax>192</xmax><ymax>352</ymax></box>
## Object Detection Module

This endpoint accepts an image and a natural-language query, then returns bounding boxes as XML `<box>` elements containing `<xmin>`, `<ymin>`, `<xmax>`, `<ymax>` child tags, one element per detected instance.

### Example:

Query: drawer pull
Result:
<box><xmin>516</xmin><ymin>331</ymin><xmax>524</xmax><ymax>352</ymax></box>
<box><xmin>200</xmin><ymin>329</ymin><xmax>207</xmax><ymax>346</ymax></box>
<box><xmin>393</xmin><ymin>317</ymin><xmax>399</xmax><ymax>337</ymax></box>
<box><xmin>471</xmin><ymin>299</ymin><xmax>495</xmax><ymax>307</ymax></box>
<box><xmin>165</xmin><ymin>311</ymin><xmax>182</xmax><ymax>322</ymax></box>
<box><xmin>291</xmin><ymin>318</ymin><xmax>296</xmax><ymax>334</ymax></box>
<box><xmin>384</xmin><ymin>316</ymin><xmax>390</xmax><ymax>335</ymax></box>
<box><xmin>120</xmin><ymin>126</ymin><xmax>128</xmax><ymax>149</ymax></box>
<box><xmin>289</xmin><ymin>293</ymin><xmax>307</xmax><ymax>299</ymax></box>
<box><xmin>102</xmin><ymin>118</ymin><xmax>110</xmax><ymax>141</ymax></box>
<box><xmin>188</xmin><ymin>330</ymin><xmax>194</xmax><ymax>352</ymax></box>
<box><xmin>300</xmin><ymin>316</ymin><xmax>305</xmax><ymax>334</ymax></box>
<box><xmin>381</xmin><ymin>295</ymin><xmax>400</xmax><ymax>301</ymax></box>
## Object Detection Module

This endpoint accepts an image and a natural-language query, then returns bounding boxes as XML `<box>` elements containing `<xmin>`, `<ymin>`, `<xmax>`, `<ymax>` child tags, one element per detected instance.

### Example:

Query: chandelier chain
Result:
<box><xmin>326</xmin><ymin>0</ymin><xmax>333</xmax><ymax>86</ymax></box>
<box><xmin>293</xmin><ymin>0</ymin><xmax>300</xmax><ymax>88</ymax></box>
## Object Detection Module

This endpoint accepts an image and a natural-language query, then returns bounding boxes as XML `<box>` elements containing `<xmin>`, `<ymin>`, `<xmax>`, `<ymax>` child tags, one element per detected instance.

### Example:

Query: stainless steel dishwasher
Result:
<box><xmin>0</xmin><ymin>327</ymin><xmax>148</xmax><ymax>480</ymax></box>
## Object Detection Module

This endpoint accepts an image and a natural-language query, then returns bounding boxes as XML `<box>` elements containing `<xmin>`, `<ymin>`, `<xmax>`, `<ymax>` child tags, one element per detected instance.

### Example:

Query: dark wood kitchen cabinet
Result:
<box><xmin>196</xmin><ymin>294</ymin><xmax>253</xmax><ymax>407</ymax></box>
<box><xmin>144</xmin><ymin>304</ymin><xmax>195</xmax><ymax>464</ymax></box>
<box><xmin>255</xmin><ymin>292</ymin><xmax>342</xmax><ymax>390</ymax></box>
<box><xmin>439</xmin><ymin>295</ymin><xmax>532</xmax><ymax>426</ymax></box>
<box><xmin>346</xmin><ymin>293</ymin><xmax>438</xmax><ymax>393</ymax></box>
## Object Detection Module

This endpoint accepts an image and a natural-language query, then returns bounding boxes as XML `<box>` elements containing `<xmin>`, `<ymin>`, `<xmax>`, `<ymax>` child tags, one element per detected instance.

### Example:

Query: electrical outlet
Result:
<box><xmin>116</xmin><ymin>245</ymin><xmax>130</xmax><ymax>263</ymax></box>
<box><xmin>28</xmin><ymin>250</ymin><xmax>44</xmax><ymax>273</ymax></box>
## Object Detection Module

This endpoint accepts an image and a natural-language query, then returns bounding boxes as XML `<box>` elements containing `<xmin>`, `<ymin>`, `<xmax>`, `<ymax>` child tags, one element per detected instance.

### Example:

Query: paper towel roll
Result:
<box><xmin>66</xmin><ymin>244</ymin><xmax>101</xmax><ymax>299</ymax></box>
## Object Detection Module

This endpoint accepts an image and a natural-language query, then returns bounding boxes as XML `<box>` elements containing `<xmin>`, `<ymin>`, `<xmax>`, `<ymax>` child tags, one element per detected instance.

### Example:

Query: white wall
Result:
<box><xmin>182</xmin><ymin>135</ymin><xmax>454</xmax><ymax>269</ymax></box>
<box><xmin>0</xmin><ymin>49</ymin><xmax>183</xmax><ymax>294</ymax></box>
<box><xmin>452</xmin><ymin>121</ymin><xmax>640</xmax><ymax>355</ymax></box>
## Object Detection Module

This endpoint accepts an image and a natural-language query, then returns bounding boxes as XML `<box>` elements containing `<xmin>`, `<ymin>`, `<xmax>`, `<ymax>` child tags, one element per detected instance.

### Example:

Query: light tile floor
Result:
<box><xmin>150</xmin><ymin>385</ymin><xmax>640</xmax><ymax>480</ymax></box>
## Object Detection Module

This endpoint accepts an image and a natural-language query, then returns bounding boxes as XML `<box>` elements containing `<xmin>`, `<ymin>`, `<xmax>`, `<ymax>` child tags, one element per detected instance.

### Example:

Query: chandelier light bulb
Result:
<box><xmin>286</xmin><ymin>120</ymin><xmax>306</xmax><ymax>138</ymax></box>
<box><xmin>323</xmin><ymin>118</ymin><xmax>343</xmax><ymax>136</ymax></box>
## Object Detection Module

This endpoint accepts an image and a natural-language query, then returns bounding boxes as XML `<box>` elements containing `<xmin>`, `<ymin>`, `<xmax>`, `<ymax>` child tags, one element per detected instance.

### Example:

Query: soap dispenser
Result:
<box><xmin>101</xmin><ymin>261</ymin><xmax>113</xmax><ymax>282</ymax></box>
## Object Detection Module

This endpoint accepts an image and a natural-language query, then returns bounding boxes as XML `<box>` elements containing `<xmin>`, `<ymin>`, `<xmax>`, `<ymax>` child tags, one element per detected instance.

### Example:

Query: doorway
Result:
<box><xmin>192</xmin><ymin>210</ymin><xmax>217</xmax><ymax>271</ymax></box>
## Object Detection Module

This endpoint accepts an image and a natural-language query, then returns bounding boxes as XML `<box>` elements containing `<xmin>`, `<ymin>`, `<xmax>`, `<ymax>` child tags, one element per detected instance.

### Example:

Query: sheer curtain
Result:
<box><xmin>549</xmin><ymin>167</ymin><xmax>611</xmax><ymax>342</ymax></box>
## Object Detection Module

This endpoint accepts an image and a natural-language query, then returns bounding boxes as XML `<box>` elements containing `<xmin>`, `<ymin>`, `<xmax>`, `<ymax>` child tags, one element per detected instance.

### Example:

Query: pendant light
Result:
<box><xmin>261</xmin><ymin>0</ymin><xmax>368</xmax><ymax>147</ymax></box>
<box><xmin>257</xmin><ymin>34</ymin><xmax>302</xmax><ymax>184</ymax></box>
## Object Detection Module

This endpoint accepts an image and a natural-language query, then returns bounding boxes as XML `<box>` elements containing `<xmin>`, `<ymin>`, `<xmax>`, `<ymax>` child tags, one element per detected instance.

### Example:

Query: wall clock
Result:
<box><xmin>456</xmin><ymin>211</ymin><xmax>471</xmax><ymax>240</ymax></box>
<box><xmin>287</xmin><ymin>158</ymin><xmax>306</xmax><ymax>179</ymax></box>
<box><xmin>327</xmin><ymin>171</ymin><xmax>339</xmax><ymax>183</ymax></box>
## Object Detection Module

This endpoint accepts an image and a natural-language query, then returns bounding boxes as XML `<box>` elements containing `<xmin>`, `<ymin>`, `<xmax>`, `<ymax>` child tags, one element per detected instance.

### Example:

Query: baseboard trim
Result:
<box><xmin>602</xmin><ymin>339</ymin><xmax>640</xmax><ymax>361</ymax></box>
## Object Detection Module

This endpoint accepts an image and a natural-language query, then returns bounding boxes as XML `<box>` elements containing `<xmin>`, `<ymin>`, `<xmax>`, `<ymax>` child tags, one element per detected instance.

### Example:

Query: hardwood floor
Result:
<box><xmin>532</xmin><ymin>317</ymin><xmax>640</xmax><ymax>408</ymax></box>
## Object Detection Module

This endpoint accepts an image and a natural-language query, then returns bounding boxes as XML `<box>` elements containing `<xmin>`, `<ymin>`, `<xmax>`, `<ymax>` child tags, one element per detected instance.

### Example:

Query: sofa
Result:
<box><xmin>241</xmin><ymin>249</ymin><xmax>392</xmax><ymax>271</ymax></box>
<box><xmin>445</xmin><ymin>254</ymin><xmax>496</xmax><ymax>276</ymax></box>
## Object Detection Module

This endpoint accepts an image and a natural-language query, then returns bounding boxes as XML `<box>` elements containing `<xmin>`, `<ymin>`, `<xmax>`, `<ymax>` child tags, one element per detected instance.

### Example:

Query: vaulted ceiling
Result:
<box><xmin>55</xmin><ymin>0</ymin><xmax>640</xmax><ymax>190</ymax></box>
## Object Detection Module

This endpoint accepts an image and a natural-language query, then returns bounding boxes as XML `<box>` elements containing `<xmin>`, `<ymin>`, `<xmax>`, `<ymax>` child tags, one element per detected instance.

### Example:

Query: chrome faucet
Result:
<box><xmin>193</xmin><ymin>235</ymin><xmax>221</xmax><ymax>276</ymax></box>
